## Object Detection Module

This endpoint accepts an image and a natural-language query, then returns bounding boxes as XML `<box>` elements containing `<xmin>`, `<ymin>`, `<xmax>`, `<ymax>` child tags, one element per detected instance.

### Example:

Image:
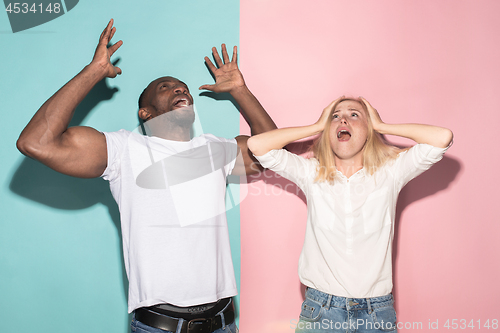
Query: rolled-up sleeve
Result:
<box><xmin>393</xmin><ymin>143</ymin><xmax>450</xmax><ymax>189</ymax></box>
<box><xmin>254</xmin><ymin>149</ymin><xmax>317</xmax><ymax>190</ymax></box>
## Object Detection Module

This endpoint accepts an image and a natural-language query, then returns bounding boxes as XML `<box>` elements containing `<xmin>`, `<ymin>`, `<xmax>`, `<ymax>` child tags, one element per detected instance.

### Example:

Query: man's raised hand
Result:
<box><xmin>199</xmin><ymin>44</ymin><xmax>245</xmax><ymax>93</ymax></box>
<box><xmin>91</xmin><ymin>19</ymin><xmax>123</xmax><ymax>78</ymax></box>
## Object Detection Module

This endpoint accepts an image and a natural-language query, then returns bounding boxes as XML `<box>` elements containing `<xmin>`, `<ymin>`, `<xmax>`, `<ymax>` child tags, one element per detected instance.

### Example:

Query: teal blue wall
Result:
<box><xmin>1</xmin><ymin>1</ymin><xmax>240</xmax><ymax>332</ymax></box>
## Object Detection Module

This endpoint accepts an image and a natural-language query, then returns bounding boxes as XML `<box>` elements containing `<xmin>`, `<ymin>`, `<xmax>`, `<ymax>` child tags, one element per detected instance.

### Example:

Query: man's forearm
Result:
<box><xmin>230</xmin><ymin>85</ymin><xmax>277</xmax><ymax>135</ymax></box>
<box><xmin>18</xmin><ymin>63</ymin><xmax>106</xmax><ymax>151</ymax></box>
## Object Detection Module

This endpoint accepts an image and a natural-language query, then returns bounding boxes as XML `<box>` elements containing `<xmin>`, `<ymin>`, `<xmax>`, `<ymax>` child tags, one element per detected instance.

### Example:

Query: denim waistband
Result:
<box><xmin>305</xmin><ymin>287</ymin><xmax>394</xmax><ymax>310</ymax></box>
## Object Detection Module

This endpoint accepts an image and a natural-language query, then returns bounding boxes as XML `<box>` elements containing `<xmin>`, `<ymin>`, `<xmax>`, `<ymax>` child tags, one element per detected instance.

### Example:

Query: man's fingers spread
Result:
<box><xmin>100</xmin><ymin>29</ymin><xmax>110</xmax><ymax>43</ymax></box>
<box><xmin>108</xmin><ymin>40</ymin><xmax>123</xmax><ymax>56</ymax></box>
<box><xmin>221</xmin><ymin>44</ymin><xmax>230</xmax><ymax>64</ymax></box>
<box><xmin>232</xmin><ymin>46</ymin><xmax>237</xmax><ymax>63</ymax></box>
<box><xmin>199</xmin><ymin>84</ymin><xmax>214</xmax><ymax>91</ymax></box>
<box><xmin>107</xmin><ymin>19</ymin><xmax>113</xmax><ymax>32</ymax></box>
<box><xmin>204</xmin><ymin>56</ymin><xmax>217</xmax><ymax>72</ymax></box>
<box><xmin>110</xmin><ymin>27</ymin><xmax>116</xmax><ymax>40</ymax></box>
<box><xmin>105</xmin><ymin>20</ymin><xmax>112</xmax><ymax>34</ymax></box>
<box><xmin>100</xmin><ymin>28</ymin><xmax>107</xmax><ymax>41</ymax></box>
<box><xmin>100</xmin><ymin>19</ymin><xmax>113</xmax><ymax>41</ymax></box>
<box><xmin>212</xmin><ymin>47</ymin><xmax>223</xmax><ymax>67</ymax></box>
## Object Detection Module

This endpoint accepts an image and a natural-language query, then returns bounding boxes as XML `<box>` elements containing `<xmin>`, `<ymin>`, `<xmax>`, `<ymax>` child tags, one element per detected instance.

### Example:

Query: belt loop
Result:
<box><xmin>220</xmin><ymin>311</ymin><xmax>226</xmax><ymax>328</ymax></box>
<box><xmin>325</xmin><ymin>294</ymin><xmax>332</xmax><ymax>310</ymax></box>
<box><xmin>367</xmin><ymin>298</ymin><xmax>372</xmax><ymax>314</ymax></box>
<box><xmin>176</xmin><ymin>318</ymin><xmax>184</xmax><ymax>333</ymax></box>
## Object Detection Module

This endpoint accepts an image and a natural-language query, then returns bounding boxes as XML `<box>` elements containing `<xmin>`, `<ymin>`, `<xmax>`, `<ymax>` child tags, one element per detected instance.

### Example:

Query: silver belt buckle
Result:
<box><xmin>187</xmin><ymin>317</ymin><xmax>213</xmax><ymax>333</ymax></box>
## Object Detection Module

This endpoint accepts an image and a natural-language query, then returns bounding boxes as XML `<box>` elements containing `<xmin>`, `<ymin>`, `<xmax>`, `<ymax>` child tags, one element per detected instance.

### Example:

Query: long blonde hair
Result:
<box><xmin>312</xmin><ymin>97</ymin><xmax>405</xmax><ymax>183</ymax></box>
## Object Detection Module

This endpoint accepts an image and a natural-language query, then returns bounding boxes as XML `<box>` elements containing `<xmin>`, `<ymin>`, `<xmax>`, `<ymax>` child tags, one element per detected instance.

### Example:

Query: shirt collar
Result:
<box><xmin>335</xmin><ymin>167</ymin><xmax>366</xmax><ymax>181</ymax></box>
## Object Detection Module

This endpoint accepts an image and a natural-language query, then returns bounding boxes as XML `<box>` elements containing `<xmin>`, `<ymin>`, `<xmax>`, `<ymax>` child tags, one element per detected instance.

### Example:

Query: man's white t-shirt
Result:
<box><xmin>101</xmin><ymin>129</ymin><xmax>238</xmax><ymax>313</ymax></box>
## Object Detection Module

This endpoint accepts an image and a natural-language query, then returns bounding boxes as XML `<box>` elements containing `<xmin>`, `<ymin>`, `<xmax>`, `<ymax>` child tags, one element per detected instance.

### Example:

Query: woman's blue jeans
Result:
<box><xmin>295</xmin><ymin>288</ymin><xmax>397</xmax><ymax>333</ymax></box>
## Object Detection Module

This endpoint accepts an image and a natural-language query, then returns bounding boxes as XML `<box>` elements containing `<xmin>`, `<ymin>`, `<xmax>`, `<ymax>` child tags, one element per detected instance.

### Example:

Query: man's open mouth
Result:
<box><xmin>174</xmin><ymin>98</ymin><xmax>190</xmax><ymax>108</ymax></box>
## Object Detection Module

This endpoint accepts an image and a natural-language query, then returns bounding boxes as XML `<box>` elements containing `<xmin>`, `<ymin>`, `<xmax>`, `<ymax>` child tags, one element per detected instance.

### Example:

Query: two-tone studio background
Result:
<box><xmin>1</xmin><ymin>1</ymin><xmax>499</xmax><ymax>332</ymax></box>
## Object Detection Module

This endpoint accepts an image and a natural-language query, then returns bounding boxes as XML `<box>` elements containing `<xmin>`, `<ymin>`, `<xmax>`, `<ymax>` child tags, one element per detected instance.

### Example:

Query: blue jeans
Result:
<box><xmin>295</xmin><ymin>288</ymin><xmax>397</xmax><ymax>333</ymax></box>
<box><xmin>130</xmin><ymin>302</ymin><xmax>238</xmax><ymax>333</ymax></box>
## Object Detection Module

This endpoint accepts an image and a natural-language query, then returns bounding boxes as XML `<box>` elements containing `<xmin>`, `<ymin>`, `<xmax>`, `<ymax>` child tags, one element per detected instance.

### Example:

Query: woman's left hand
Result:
<box><xmin>359</xmin><ymin>97</ymin><xmax>384</xmax><ymax>132</ymax></box>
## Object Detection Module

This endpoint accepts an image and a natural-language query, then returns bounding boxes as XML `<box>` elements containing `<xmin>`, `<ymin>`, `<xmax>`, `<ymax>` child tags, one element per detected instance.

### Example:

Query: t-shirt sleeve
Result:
<box><xmin>253</xmin><ymin>149</ymin><xmax>316</xmax><ymax>190</ymax></box>
<box><xmin>392</xmin><ymin>143</ymin><xmax>450</xmax><ymax>189</ymax></box>
<box><xmin>203</xmin><ymin>134</ymin><xmax>238</xmax><ymax>177</ymax></box>
<box><xmin>100</xmin><ymin>129</ymin><xmax>130</xmax><ymax>182</ymax></box>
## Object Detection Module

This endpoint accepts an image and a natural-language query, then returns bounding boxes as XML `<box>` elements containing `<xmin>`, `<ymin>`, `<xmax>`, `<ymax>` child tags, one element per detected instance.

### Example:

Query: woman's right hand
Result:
<box><xmin>248</xmin><ymin>96</ymin><xmax>346</xmax><ymax>157</ymax></box>
<box><xmin>315</xmin><ymin>96</ymin><xmax>344</xmax><ymax>130</ymax></box>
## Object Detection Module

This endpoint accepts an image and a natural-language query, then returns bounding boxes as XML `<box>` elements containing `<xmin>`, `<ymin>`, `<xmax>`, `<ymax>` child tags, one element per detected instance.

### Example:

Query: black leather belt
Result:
<box><xmin>135</xmin><ymin>298</ymin><xmax>235</xmax><ymax>333</ymax></box>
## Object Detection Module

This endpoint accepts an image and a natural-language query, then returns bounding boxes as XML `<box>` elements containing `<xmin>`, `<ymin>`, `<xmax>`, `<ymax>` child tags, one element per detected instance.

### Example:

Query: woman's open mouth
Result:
<box><xmin>337</xmin><ymin>129</ymin><xmax>351</xmax><ymax>141</ymax></box>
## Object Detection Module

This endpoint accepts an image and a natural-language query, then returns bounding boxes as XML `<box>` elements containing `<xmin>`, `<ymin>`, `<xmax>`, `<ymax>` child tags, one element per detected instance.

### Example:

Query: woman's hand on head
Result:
<box><xmin>359</xmin><ymin>97</ymin><xmax>384</xmax><ymax>132</ymax></box>
<box><xmin>315</xmin><ymin>96</ymin><xmax>344</xmax><ymax>131</ymax></box>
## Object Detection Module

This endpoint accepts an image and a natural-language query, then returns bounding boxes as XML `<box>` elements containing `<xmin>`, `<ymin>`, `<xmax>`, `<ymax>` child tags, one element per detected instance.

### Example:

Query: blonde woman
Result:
<box><xmin>247</xmin><ymin>97</ymin><xmax>452</xmax><ymax>333</ymax></box>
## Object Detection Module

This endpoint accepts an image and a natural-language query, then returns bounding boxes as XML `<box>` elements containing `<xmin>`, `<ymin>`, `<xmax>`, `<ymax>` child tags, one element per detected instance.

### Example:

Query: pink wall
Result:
<box><xmin>239</xmin><ymin>0</ymin><xmax>500</xmax><ymax>332</ymax></box>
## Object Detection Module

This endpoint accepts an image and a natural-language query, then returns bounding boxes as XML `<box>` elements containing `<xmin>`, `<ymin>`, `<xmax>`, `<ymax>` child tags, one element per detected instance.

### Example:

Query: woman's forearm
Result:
<box><xmin>360</xmin><ymin>97</ymin><xmax>453</xmax><ymax>148</ymax></box>
<box><xmin>376</xmin><ymin>122</ymin><xmax>453</xmax><ymax>148</ymax></box>
<box><xmin>247</xmin><ymin>123</ymin><xmax>322</xmax><ymax>156</ymax></box>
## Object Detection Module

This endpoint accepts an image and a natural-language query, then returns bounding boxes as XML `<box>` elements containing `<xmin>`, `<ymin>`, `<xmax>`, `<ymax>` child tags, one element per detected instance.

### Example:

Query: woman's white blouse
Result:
<box><xmin>254</xmin><ymin>144</ymin><xmax>448</xmax><ymax>298</ymax></box>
